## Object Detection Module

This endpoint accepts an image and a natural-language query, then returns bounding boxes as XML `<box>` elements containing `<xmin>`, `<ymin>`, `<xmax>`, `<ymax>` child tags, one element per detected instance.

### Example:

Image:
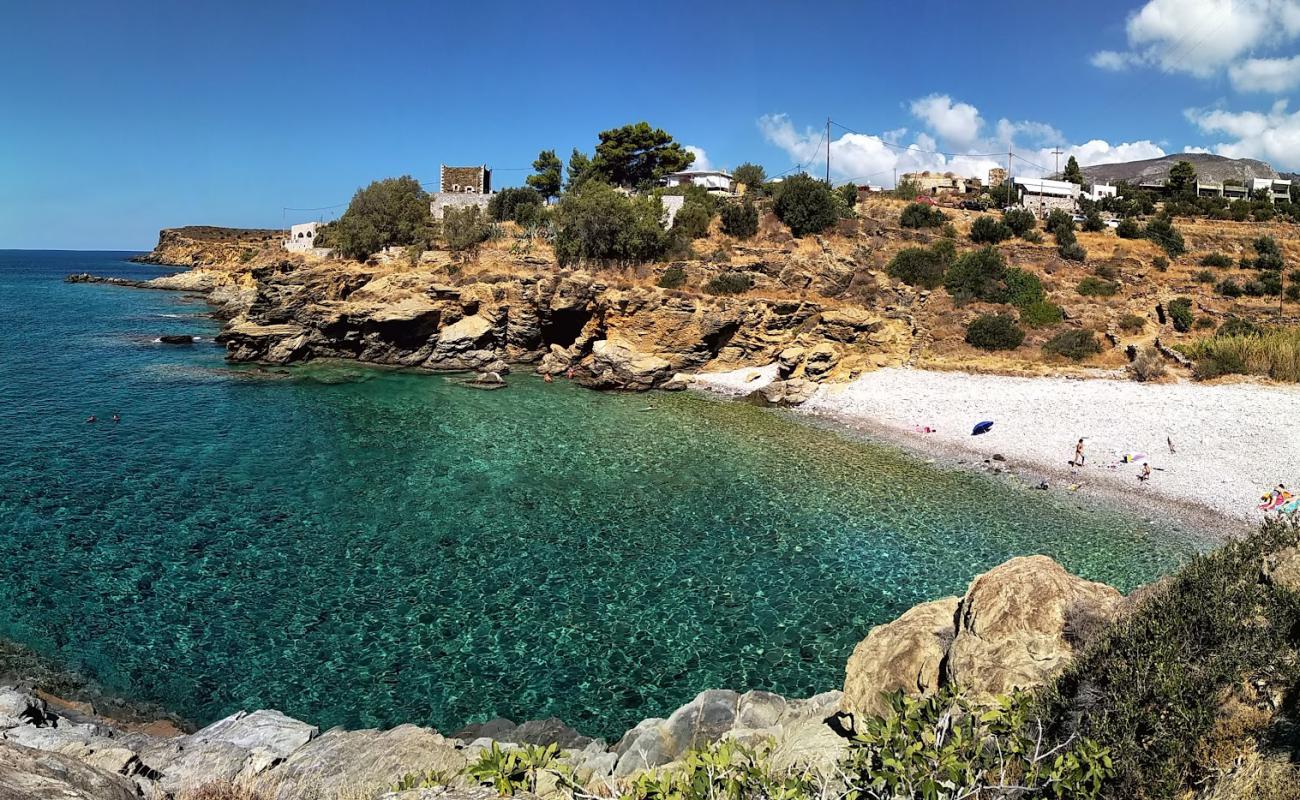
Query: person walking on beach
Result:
<box><xmin>1072</xmin><ymin>438</ymin><xmax>1085</xmax><ymax>467</ymax></box>
<box><xmin>1138</xmin><ymin>462</ymin><xmax>1151</xmax><ymax>483</ymax></box>
<box><xmin>1167</xmin><ymin>436</ymin><xmax>1175</xmax><ymax>454</ymax></box>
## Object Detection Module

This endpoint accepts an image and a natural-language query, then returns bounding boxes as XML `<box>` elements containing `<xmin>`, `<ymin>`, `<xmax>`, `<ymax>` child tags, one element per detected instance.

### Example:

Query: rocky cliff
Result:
<box><xmin>132</xmin><ymin>226</ymin><xmax>288</xmax><ymax>268</ymax></box>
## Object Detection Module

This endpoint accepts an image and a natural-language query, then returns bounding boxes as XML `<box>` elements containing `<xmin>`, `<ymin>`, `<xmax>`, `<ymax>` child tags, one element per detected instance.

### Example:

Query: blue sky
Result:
<box><xmin>4</xmin><ymin>0</ymin><xmax>1299</xmax><ymax>250</ymax></box>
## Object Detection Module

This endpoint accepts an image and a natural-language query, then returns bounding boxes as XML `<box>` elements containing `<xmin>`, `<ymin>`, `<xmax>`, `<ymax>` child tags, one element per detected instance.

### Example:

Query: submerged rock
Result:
<box><xmin>158</xmin><ymin>335</ymin><xmax>196</xmax><ymax>345</ymax></box>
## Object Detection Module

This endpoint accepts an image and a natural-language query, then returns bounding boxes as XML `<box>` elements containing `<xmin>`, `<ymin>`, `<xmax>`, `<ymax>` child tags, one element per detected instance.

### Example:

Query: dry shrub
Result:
<box><xmin>179</xmin><ymin>782</ymin><xmax>276</xmax><ymax>800</ymax></box>
<box><xmin>1187</xmin><ymin>327</ymin><xmax>1300</xmax><ymax>382</ymax></box>
<box><xmin>1128</xmin><ymin>347</ymin><xmax>1168</xmax><ymax>382</ymax></box>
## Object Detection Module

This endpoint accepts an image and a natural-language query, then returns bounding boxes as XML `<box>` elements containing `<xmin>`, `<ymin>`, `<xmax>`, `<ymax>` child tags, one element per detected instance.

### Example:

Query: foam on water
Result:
<box><xmin>0</xmin><ymin>251</ymin><xmax>1213</xmax><ymax>737</ymax></box>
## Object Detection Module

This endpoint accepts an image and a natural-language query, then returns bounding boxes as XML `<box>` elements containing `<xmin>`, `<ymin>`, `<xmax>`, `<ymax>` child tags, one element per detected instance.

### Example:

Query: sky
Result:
<box><xmin>3</xmin><ymin>0</ymin><xmax>1300</xmax><ymax>250</ymax></box>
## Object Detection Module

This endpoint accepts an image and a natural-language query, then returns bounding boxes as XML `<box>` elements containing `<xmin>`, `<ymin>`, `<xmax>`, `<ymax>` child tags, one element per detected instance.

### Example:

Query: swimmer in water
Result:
<box><xmin>86</xmin><ymin>415</ymin><xmax>96</xmax><ymax>423</ymax></box>
<box><xmin>112</xmin><ymin>414</ymin><xmax>120</xmax><ymax>423</ymax></box>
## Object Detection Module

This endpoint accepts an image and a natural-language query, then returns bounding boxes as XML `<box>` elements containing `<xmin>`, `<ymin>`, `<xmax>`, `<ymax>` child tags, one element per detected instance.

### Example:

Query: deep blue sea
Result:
<box><xmin>0</xmin><ymin>250</ymin><xmax>1211</xmax><ymax>737</ymax></box>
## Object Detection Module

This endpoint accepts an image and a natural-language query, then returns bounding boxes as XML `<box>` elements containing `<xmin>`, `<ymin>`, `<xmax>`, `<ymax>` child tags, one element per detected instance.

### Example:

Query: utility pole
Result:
<box><xmin>1051</xmin><ymin>147</ymin><xmax>1064</xmax><ymax>178</ymax></box>
<box><xmin>825</xmin><ymin>117</ymin><xmax>832</xmax><ymax>185</ymax></box>
<box><xmin>1007</xmin><ymin>145</ymin><xmax>1013</xmax><ymax>210</ymax></box>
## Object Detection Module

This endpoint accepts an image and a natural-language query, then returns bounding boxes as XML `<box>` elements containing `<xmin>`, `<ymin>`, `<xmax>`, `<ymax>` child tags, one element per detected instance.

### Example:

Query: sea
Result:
<box><xmin>0</xmin><ymin>250</ymin><xmax>1212</xmax><ymax>737</ymax></box>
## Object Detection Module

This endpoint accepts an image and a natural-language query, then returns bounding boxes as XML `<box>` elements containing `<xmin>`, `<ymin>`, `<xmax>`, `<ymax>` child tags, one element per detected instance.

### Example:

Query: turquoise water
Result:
<box><xmin>0</xmin><ymin>251</ymin><xmax>1211</xmax><ymax>737</ymax></box>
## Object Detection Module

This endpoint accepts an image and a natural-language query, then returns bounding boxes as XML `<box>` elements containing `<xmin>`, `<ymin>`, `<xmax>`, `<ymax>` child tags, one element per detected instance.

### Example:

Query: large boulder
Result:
<box><xmin>188</xmin><ymin>709</ymin><xmax>317</xmax><ymax>760</ymax></box>
<box><xmin>840</xmin><ymin>597</ymin><xmax>959</xmax><ymax>719</ymax></box>
<box><xmin>945</xmin><ymin>556</ymin><xmax>1122</xmax><ymax>699</ymax></box>
<box><xmin>579</xmin><ymin>340</ymin><xmax>674</xmax><ymax>391</ymax></box>
<box><xmin>0</xmin><ymin>740</ymin><xmax>139</xmax><ymax>800</ymax></box>
<box><xmin>270</xmin><ymin>724</ymin><xmax>468</xmax><ymax>799</ymax></box>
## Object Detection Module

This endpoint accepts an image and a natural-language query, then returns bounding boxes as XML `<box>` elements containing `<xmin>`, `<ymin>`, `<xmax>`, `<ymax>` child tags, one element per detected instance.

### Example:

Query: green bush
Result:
<box><xmin>1020</xmin><ymin>299</ymin><xmax>1065</xmax><ymax>328</ymax></box>
<box><xmin>1046</xmin><ymin>208</ymin><xmax>1075</xmax><ymax>237</ymax></box>
<box><xmin>552</xmin><ymin>182</ymin><xmax>671</xmax><ymax>265</ymax></box>
<box><xmin>1168</xmin><ymin>296</ymin><xmax>1194</xmax><ymax>332</ymax></box>
<box><xmin>1145</xmin><ymin>216</ymin><xmax>1186</xmax><ymax>257</ymax></box>
<box><xmin>1002</xmin><ymin>207</ymin><xmax>1037</xmax><ymax>236</ymax></box>
<box><xmin>1217</xmin><ymin>278</ymin><xmax>1244</xmax><ymax>298</ymax></box>
<box><xmin>1252</xmin><ymin>236</ymin><xmax>1285</xmax><ymax>271</ymax></box>
<box><xmin>719</xmin><ymin>197</ymin><xmax>759</xmax><ymax>239</ymax></box>
<box><xmin>965</xmin><ymin>313</ymin><xmax>1025</xmax><ymax>350</ymax></box>
<box><xmin>442</xmin><ymin>205</ymin><xmax>492</xmax><ymax>257</ymax></box>
<box><xmin>1200</xmin><ymin>252</ymin><xmax>1233</xmax><ymax>268</ymax></box>
<box><xmin>886</xmin><ymin>243</ymin><xmax>953</xmax><ymax>289</ymax></box>
<box><xmin>1042</xmin><ymin>328</ymin><xmax>1101</xmax><ymax>361</ymax></box>
<box><xmin>1152</xmin><ymin>255</ymin><xmax>1169</xmax><ymax>272</ymax></box>
<box><xmin>1115</xmin><ymin>217</ymin><xmax>1142</xmax><ymax>238</ymax></box>
<box><xmin>1118</xmin><ymin>313</ymin><xmax>1146</xmax><ymax>333</ymax></box>
<box><xmin>1082</xmin><ymin>209</ymin><xmax>1106</xmax><ymax>232</ymax></box>
<box><xmin>487</xmin><ymin>187</ymin><xmax>543</xmax><ymax>223</ymax></box>
<box><xmin>899</xmin><ymin>201</ymin><xmax>947</xmax><ymax>229</ymax></box>
<box><xmin>843</xmin><ymin>688</ymin><xmax>1112</xmax><ymax>800</ymax></box>
<box><xmin>328</xmin><ymin>175</ymin><xmax>432</xmax><ymax>261</ymax></box>
<box><xmin>1059</xmin><ymin>241</ymin><xmax>1088</xmax><ymax>262</ymax></box>
<box><xmin>969</xmin><ymin>215</ymin><xmax>1013</xmax><ymax>244</ymax></box>
<box><xmin>1093</xmin><ymin>263</ymin><xmax>1119</xmax><ymax>280</ymax></box>
<box><xmin>1193</xmin><ymin>269</ymin><xmax>1215</xmax><ymax>283</ymax></box>
<box><xmin>1039</xmin><ymin>520</ymin><xmax>1300</xmax><ymax>797</ymax></box>
<box><xmin>704</xmin><ymin>272</ymin><xmax>753</xmax><ymax>295</ymax></box>
<box><xmin>772</xmin><ymin>173</ymin><xmax>837</xmax><ymax>237</ymax></box>
<box><xmin>1217</xmin><ymin>315</ymin><xmax>1260</xmax><ymax>338</ymax></box>
<box><xmin>672</xmin><ymin>200</ymin><xmax>712</xmax><ymax>239</ymax></box>
<box><xmin>1022</xmin><ymin>229</ymin><xmax>1044</xmax><ymax>243</ymax></box>
<box><xmin>657</xmin><ymin>265</ymin><xmax>686</xmax><ymax>289</ymax></box>
<box><xmin>1077</xmin><ymin>276</ymin><xmax>1119</xmax><ymax>296</ymax></box>
<box><xmin>944</xmin><ymin>246</ymin><xmax>1009</xmax><ymax>304</ymax></box>
<box><xmin>1005</xmin><ymin>267</ymin><xmax>1045</xmax><ymax>307</ymax></box>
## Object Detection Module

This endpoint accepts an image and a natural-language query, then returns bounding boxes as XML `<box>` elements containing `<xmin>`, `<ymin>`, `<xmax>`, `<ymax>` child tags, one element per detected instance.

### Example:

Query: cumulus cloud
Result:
<box><xmin>684</xmin><ymin>146</ymin><xmax>711</xmax><ymax>171</ymax></box>
<box><xmin>1183</xmin><ymin>145</ymin><xmax>1213</xmax><ymax>153</ymax></box>
<box><xmin>1091</xmin><ymin>0</ymin><xmax>1300</xmax><ymax>89</ymax></box>
<box><xmin>1186</xmin><ymin>99</ymin><xmax>1300</xmax><ymax>169</ymax></box>
<box><xmin>758</xmin><ymin>97</ymin><xmax>1166</xmax><ymax>187</ymax></box>
<box><xmin>1229</xmin><ymin>55</ymin><xmax>1300</xmax><ymax>92</ymax></box>
<box><xmin>909</xmin><ymin>94</ymin><xmax>983</xmax><ymax>148</ymax></box>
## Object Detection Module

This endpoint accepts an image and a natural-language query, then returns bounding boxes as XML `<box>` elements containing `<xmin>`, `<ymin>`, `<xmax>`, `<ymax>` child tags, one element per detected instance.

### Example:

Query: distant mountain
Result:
<box><xmin>1078</xmin><ymin>153</ymin><xmax>1278</xmax><ymax>185</ymax></box>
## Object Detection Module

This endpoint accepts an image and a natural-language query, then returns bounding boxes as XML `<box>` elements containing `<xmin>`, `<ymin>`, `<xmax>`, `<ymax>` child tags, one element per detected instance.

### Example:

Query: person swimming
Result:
<box><xmin>111</xmin><ymin>413</ymin><xmax>120</xmax><ymax>423</ymax></box>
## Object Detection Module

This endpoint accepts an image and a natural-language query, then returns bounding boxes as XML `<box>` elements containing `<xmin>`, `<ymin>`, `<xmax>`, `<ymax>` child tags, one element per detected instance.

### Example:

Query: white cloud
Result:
<box><xmin>684</xmin><ymin>145</ymin><xmax>711</xmax><ymax>171</ymax></box>
<box><xmin>758</xmin><ymin>97</ymin><xmax>1165</xmax><ymax>186</ymax></box>
<box><xmin>1229</xmin><ymin>55</ymin><xmax>1300</xmax><ymax>92</ymax></box>
<box><xmin>909</xmin><ymin>94</ymin><xmax>983</xmax><ymax>148</ymax></box>
<box><xmin>1186</xmin><ymin>99</ymin><xmax>1300</xmax><ymax>169</ymax></box>
<box><xmin>1183</xmin><ymin>145</ymin><xmax>1213</xmax><ymax>153</ymax></box>
<box><xmin>1091</xmin><ymin>0</ymin><xmax>1300</xmax><ymax>89</ymax></box>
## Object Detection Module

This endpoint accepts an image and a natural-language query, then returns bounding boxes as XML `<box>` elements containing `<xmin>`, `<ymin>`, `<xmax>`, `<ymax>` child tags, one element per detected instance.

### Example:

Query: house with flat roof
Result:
<box><xmin>1252</xmin><ymin>178</ymin><xmax>1292</xmax><ymax>203</ymax></box>
<box><xmin>900</xmin><ymin>171</ymin><xmax>973</xmax><ymax>195</ymax></box>
<box><xmin>663</xmin><ymin>170</ymin><xmax>735</xmax><ymax>193</ymax></box>
<box><xmin>430</xmin><ymin>164</ymin><xmax>493</xmax><ymax>219</ymax></box>
<box><xmin>284</xmin><ymin>221</ymin><xmax>324</xmax><ymax>253</ymax></box>
<box><xmin>1013</xmin><ymin>176</ymin><xmax>1080</xmax><ymax>216</ymax></box>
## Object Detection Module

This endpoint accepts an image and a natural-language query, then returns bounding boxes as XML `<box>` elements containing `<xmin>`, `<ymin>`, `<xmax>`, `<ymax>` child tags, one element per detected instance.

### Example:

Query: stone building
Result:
<box><xmin>430</xmin><ymin>192</ymin><xmax>492</xmax><ymax>220</ymax></box>
<box><xmin>987</xmin><ymin>167</ymin><xmax>1007</xmax><ymax>188</ymax></box>
<box><xmin>1013</xmin><ymin>176</ymin><xmax>1080</xmax><ymax>217</ymax></box>
<box><xmin>440</xmin><ymin>165</ymin><xmax>491</xmax><ymax>194</ymax></box>
<box><xmin>900</xmin><ymin>171</ymin><xmax>971</xmax><ymax>195</ymax></box>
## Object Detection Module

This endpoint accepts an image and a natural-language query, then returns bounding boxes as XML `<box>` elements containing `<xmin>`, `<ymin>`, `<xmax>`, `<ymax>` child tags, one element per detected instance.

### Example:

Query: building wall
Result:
<box><xmin>440</xmin><ymin>165</ymin><xmax>490</xmax><ymax>194</ymax></box>
<box><xmin>284</xmin><ymin>222</ymin><xmax>323</xmax><ymax>253</ymax></box>
<box><xmin>988</xmin><ymin>168</ymin><xmax>1007</xmax><ymax>188</ymax></box>
<box><xmin>1020</xmin><ymin>193</ymin><xmax>1077</xmax><ymax>217</ymax></box>
<box><xmin>660</xmin><ymin>195</ymin><xmax>686</xmax><ymax>228</ymax></box>
<box><xmin>430</xmin><ymin>193</ymin><xmax>491</xmax><ymax>220</ymax></box>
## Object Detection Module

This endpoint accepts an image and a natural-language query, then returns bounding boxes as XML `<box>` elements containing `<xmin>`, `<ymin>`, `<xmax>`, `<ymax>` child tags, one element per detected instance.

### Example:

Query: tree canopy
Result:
<box><xmin>1062</xmin><ymin>156</ymin><xmax>1083</xmax><ymax>185</ymax></box>
<box><xmin>772</xmin><ymin>173</ymin><xmax>837</xmax><ymax>237</ymax></box>
<box><xmin>590</xmin><ymin>122</ymin><xmax>694</xmax><ymax>189</ymax></box>
<box><xmin>1168</xmin><ymin>161</ymin><xmax>1197</xmax><ymax>197</ymax></box>
<box><xmin>552</xmin><ymin>181</ymin><xmax>672</xmax><ymax>265</ymax></box>
<box><xmin>326</xmin><ymin>176</ymin><xmax>431</xmax><ymax>261</ymax></box>
<box><xmin>526</xmin><ymin>149</ymin><xmax>563</xmax><ymax>202</ymax></box>
<box><xmin>732</xmin><ymin>163</ymin><xmax>767</xmax><ymax>190</ymax></box>
<box><xmin>566</xmin><ymin>148</ymin><xmax>592</xmax><ymax>192</ymax></box>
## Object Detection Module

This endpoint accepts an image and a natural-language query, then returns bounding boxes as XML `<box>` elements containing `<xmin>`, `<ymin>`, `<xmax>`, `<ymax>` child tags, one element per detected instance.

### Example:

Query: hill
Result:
<box><xmin>1080</xmin><ymin>153</ymin><xmax>1278</xmax><ymax>185</ymax></box>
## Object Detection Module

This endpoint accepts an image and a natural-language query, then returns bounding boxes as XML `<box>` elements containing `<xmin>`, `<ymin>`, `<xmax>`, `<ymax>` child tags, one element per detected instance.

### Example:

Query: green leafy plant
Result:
<box><xmin>657</xmin><ymin>265</ymin><xmax>686</xmax><ymax>289</ymax></box>
<box><xmin>887</xmin><ymin>241</ymin><xmax>955</xmax><ymax>289</ymax></box>
<box><xmin>899</xmin><ymin>202</ymin><xmax>947</xmax><ymax>229</ymax></box>
<box><xmin>1200</xmin><ymin>252</ymin><xmax>1233</xmax><ymax>268</ymax></box>
<box><xmin>1002</xmin><ymin>207</ymin><xmax>1037</xmax><ymax>236</ymax></box>
<box><xmin>442</xmin><ymin>205</ymin><xmax>492</xmax><ymax>259</ymax></box>
<box><xmin>487</xmin><ymin>187</ymin><xmax>544</xmax><ymax>223</ymax></box>
<box><xmin>1042</xmin><ymin>328</ymin><xmax>1102</xmax><ymax>361</ymax></box>
<box><xmin>944</xmin><ymin>246</ymin><xmax>1010</xmax><ymax>304</ymax></box>
<box><xmin>553</xmin><ymin>181</ymin><xmax>672</xmax><ymax>265</ymax></box>
<box><xmin>1168</xmin><ymin>296</ymin><xmax>1194</xmax><ymax>332</ymax></box>
<box><xmin>965</xmin><ymin>313</ymin><xmax>1025</xmax><ymax>350</ymax></box>
<box><xmin>1021</xmin><ymin>300</ymin><xmax>1065</xmax><ymax>328</ymax></box>
<box><xmin>1118</xmin><ymin>313</ymin><xmax>1146</xmax><ymax>333</ymax></box>
<box><xmin>969</xmin><ymin>215</ymin><xmax>1013</xmax><ymax>244</ymax></box>
<box><xmin>1077</xmin><ymin>276</ymin><xmax>1119</xmax><ymax>297</ymax></box>
<box><xmin>773</xmin><ymin>174</ymin><xmax>837</xmax><ymax>237</ymax></box>
<box><xmin>1115</xmin><ymin>217</ymin><xmax>1142</xmax><ymax>239</ymax></box>
<box><xmin>719</xmin><ymin>197</ymin><xmax>759</xmax><ymax>239</ymax></box>
<box><xmin>465</xmin><ymin>742</ymin><xmax>563</xmax><ymax>796</ymax></box>
<box><xmin>704</xmin><ymin>272</ymin><xmax>753</xmax><ymax>295</ymax></box>
<box><xmin>1145</xmin><ymin>216</ymin><xmax>1185</xmax><ymax>257</ymax></box>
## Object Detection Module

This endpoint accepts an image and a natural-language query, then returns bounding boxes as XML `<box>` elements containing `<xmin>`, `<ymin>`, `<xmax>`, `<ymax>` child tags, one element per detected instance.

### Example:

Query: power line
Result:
<box><xmin>829</xmin><ymin>119</ymin><xmax>1005</xmax><ymax>158</ymax></box>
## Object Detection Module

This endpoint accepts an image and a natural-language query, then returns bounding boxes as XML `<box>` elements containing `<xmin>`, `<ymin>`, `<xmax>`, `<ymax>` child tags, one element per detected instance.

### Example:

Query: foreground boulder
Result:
<box><xmin>841</xmin><ymin>556</ymin><xmax>1122</xmax><ymax>722</ymax></box>
<box><xmin>0</xmin><ymin>740</ymin><xmax>138</xmax><ymax>800</ymax></box>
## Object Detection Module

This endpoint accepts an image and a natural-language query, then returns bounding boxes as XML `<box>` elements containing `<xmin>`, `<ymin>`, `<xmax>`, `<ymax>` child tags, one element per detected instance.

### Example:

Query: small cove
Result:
<box><xmin>0</xmin><ymin>251</ymin><xmax>1215</xmax><ymax>738</ymax></box>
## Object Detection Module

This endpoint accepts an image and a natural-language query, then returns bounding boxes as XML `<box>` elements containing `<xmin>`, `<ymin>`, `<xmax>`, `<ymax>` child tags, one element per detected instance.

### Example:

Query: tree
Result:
<box><xmin>732</xmin><ymin>163</ymin><xmax>767</xmax><ymax>191</ymax></box>
<box><xmin>966</xmin><ymin>313</ymin><xmax>1025</xmax><ymax>351</ymax></box>
<box><xmin>944</xmin><ymin>246</ymin><xmax>1010</xmax><ymax>304</ymax></box>
<box><xmin>772</xmin><ymin>173</ymin><xmax>837</xmax><ymax>237</ymax></box>
<box><xmin>672</xmin><ymin>199</ymin><xmax>711</xmax><ymax>239</ymax></box>
<box><xmin>1002</xmin><ymin>208</ymin><xmax>1037</xmax><ymax>236</ymax></box>
<box><xmin>1168</xmin><ymin>160</ymin><xmax>1197</xmax><ymax>197</ymax></box>
<box><xmin>969</xmin><ymin>215</ymin><xmax>1013</xmax><ymax>244</ymax></box>
<box><xmin>590</xmin><ymin>122</ymin><xmax>694</xmax><ymax>189</ymax></box>
<box><xmin>1063</xmin><ymin>155</ymin><xmax>1084</xmax><ymax>185</ymax></box>
<box><xmin>442</xmin><ymin>205</ymin><xmax>491</xmax><ymax>260</ymax></box>
<box><xmin>526</xmin><ymin>150</ymin><xmax>562</xmax><ymax>202</ymax></box>
<box><xmin>900</xmin><ymin>202</ymin><xmax>946</xmax><ymax>229</ymax></box>
<box><xmin>1145</xmin><ymin>216</ymin><xmax>1186</xmax><ymax>257</ymax></box>
<box><xmin>552</xmin><ymin>181</ymin><xmax>671</xmax><ymax>265</ymax></box>
<box><xmin>327</xmin><ymin>176</ymin><xmax>431</xmax><ymax>261</ymax></box>
<box><xmin>887</xmin><ymin>242</ymin><xmax>954</xmax><ymax>289</ymax></box>
<box><xmin>719</xmin><ymin>197</ymin><xmax>759</xmax><ymax>239</ymax></box>
<box><xmin>565</xmin><ymin>149</ymin><xmax>592</xmax><ymax>193</ymax></box>
<box><xmin>487</xmin><ymin>188</ymin><xmax>544</xmax><ymax>224</ymax></box>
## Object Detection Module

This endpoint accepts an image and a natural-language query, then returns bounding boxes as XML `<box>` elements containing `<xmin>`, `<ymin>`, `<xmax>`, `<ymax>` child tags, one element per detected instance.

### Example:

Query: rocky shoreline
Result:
<box><xmin>2</xmin><ymin>554</ymin><xmax>1133</xmax><ymax>799</ymax></box>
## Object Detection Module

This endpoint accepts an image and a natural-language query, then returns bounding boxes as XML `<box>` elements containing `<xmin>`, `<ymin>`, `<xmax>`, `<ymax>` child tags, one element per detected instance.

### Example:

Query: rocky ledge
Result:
<box><xmin>1</xmin><ymin>554</ymin><xmax>1146</xmax><ymax>799</ymax></box>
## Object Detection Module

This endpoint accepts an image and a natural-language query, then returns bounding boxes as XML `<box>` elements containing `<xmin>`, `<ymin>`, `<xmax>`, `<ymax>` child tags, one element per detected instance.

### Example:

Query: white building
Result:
<box><xmin>663</xmin><ymin>170</ymin><xmax>735</xmax><ymax>193</ymax></box>
<box><xmin>1252</xmin><ymin>178</ymin><xmax>1292</xmax><ymax>203</ymax></box>
<box><xmin>284</xmin><ymin>221</ymin><xmax>323</xmax><ymax>253</ymax></box>
<box><xmin>1084</xmin><ymin>183</ymin><xmax>1118</xmax><ymax>202</ymax></box>
<box><xmin>1013</xmin><ymin>176</ymin><xmax>1081</xmax><ymax>216</ymax></box>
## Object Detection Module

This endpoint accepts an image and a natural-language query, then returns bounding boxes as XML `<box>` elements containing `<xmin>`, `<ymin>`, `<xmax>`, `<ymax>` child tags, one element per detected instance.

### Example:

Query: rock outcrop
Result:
<box><xmin>840</xmin><ymin>556</ymin><xmax>1122</xmax><ymax>723</ymax></box>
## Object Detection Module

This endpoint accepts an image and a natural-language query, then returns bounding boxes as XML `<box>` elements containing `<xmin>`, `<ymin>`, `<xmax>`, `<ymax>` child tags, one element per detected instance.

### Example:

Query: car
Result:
<box><xmin>1104</xmin><ymin>218</ymin><xmax>1121</xmax><ymax>229</ymax></box>
<box><xmin>1070</xmin><ymin>214</ymin><xmax>1087</xmax><ymax>223</ymax></box>
<box><xmin>959</xmin><ymin>200</ymin><xmax>985</xmax><ymax>211</ymax></box>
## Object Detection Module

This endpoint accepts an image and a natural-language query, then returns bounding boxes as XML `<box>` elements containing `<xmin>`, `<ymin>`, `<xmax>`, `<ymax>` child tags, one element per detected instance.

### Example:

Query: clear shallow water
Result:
<box><xmin>0</xmin><ymin>251</ymin><xmax>1212</xmax><ymax>737</ymax></box>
